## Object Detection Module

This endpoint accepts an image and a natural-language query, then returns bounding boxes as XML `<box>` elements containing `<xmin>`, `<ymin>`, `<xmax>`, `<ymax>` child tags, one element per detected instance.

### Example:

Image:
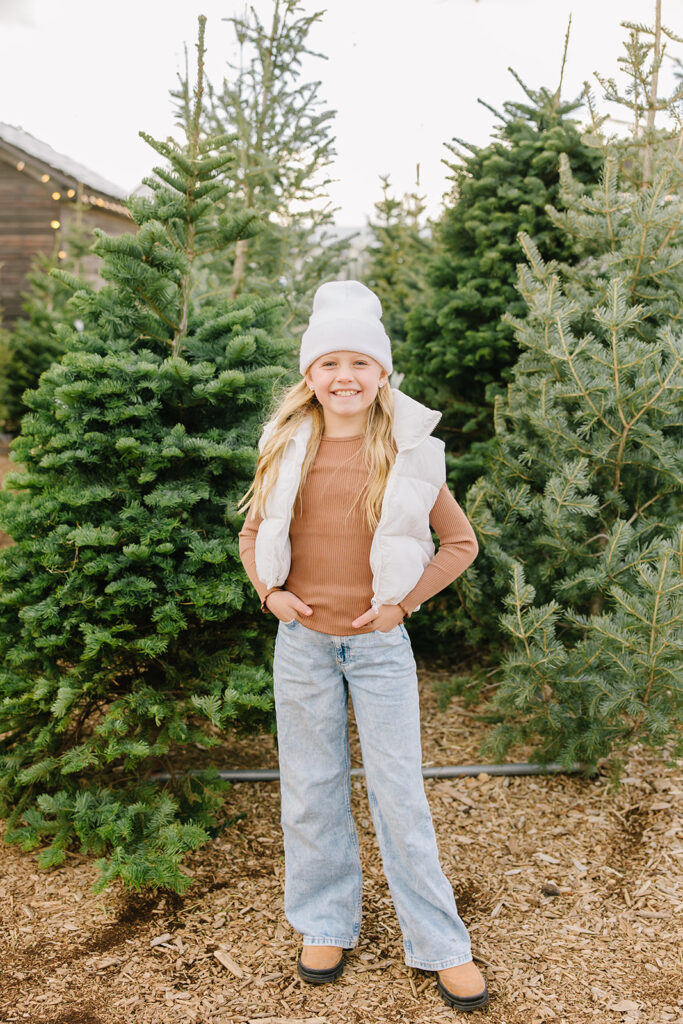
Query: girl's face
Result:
<box><xmin>305</xmin><ymin>350</ymin><xmax>388</xmax><ymax>436</ymax></box>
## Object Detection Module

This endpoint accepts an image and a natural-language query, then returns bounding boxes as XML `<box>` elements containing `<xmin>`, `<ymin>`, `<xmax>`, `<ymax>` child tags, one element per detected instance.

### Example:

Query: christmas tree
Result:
<box><xmin>446</xmin><ymin>7</ymin><xmax>683</xmax><ymax>775</ymax></box>
<box><xmin>0</xmin><ymin>306</ymin><xmax>10</xmax><ymax>427</ymax></box>
<box><xmin>175</xmin><ymin>0</ymin><xmax>348</xmax><ymax>332</ymax></box>
<box><xmin>0</xmin><ymin>215</ymin><xmax>93</xmax><ymax>432</ymax></box>
<box><xmin>364</xmin><ymin>171</ymin><xmax>431</xmax><ymax>351</ymax></box>
<box><xmin>398</xmin><ymin>21</ymin><xmax>604</xmax><ymax>493</ymax></box>
<box><xmin>0</xmin><ymin>17</ymin><xmax>290</xmax><ymax>892</ymax></box>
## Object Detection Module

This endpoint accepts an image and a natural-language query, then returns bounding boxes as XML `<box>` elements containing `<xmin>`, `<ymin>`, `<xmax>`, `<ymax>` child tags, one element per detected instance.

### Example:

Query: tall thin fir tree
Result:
<box><xmin>364</xmin><ymin>170</ymin><xmax>432</xmax><ymax>352</ymax></box>
<box><xmin>174</xmin><ymin>0</ymin><xmax>349</xmax><ymax>336</ymax></box>
<box><xmin>398</xmin><ymin>19</ymin><xmax>604</xmax><ymax>494</ymax></box>
<box><xmin>444</xmin><ymin>3</ymin><xmax>682</xmax><ymax>778</ymax></box>
<box><xmin>0</xmin><ymin>17</ymin><xmax>291</xmax><ymax>893</ymax></box>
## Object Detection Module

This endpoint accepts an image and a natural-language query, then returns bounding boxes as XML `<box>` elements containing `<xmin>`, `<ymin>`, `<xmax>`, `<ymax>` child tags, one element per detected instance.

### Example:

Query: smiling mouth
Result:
<box><xmin>331</xmin><ymin>390</ymin><xmax>360</xmax><ymax>397</ymax></box>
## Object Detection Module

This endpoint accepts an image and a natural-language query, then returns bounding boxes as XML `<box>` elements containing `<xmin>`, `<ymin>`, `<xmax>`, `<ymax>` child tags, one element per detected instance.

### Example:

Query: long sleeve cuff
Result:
<box><xmin>260</xmin><ymin>586</ymin><xmax>282</xmax><ymax>613</ymax></box>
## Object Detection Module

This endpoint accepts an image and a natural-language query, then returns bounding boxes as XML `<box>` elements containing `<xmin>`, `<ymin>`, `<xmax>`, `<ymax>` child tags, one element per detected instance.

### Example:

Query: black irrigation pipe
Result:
<box><xmin>150</xmin><ymin>762</ymin><xmax>592</xmax><ymax>783</ymax></box>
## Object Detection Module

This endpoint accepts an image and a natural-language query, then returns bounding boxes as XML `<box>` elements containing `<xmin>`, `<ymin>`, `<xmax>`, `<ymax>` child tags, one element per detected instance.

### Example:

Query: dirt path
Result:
<box><xmin>0</xmin><ymin>664</ymin><xmax>680</xmax><ymax>1024</ymax></box>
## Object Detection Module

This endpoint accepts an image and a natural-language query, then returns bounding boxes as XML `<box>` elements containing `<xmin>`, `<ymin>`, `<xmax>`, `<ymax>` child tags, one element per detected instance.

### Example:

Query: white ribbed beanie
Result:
<box><xmin>299</xmin><ymin>280</ymin><xmax>393</xmax><ymax>375</ymax></box>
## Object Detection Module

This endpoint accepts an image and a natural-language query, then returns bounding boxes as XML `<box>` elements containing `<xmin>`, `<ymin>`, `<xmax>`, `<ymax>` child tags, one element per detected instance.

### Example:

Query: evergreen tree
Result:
<box><xmin>0</xmin><ymin>305</ymin><xmax>10</xmax><ymax>429</ymax></box>
<box><xmin>364</xmin><ymin>171</ymin><xmax>431</xmax><ymax>351</ymax></box>
<box><xmin>175</xmin><ymin>0</ymin><xmax>348</xmax><ymax>334</ymax></box>
<box><xmin>0</xmin><ymin>217</ymin><xmax>93</xmax><ymax>432</ymax></box>
<box><xmin>398</xmin><ymin>22</ymin><xmax>604</xmax><ymax>493</ymax></box>
<box><xmin>0</xmin><ymin>17</ymin><xmax>290</xmax><ymax>893</ymax></box>
<box><xmin>444</xmin><ymin>9</ymin><xmax>683</xmax><ymax>774</ymax></box>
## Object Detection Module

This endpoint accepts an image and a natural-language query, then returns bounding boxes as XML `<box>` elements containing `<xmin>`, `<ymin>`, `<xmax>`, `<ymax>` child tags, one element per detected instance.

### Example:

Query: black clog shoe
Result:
<box><xmin>297</xmin><ymin>948</ymin><xmax>345</xmax><ymax>985</ymax></box>
<box><xmin>436</xmin><ymin>974</ymin><xmax>489</xmax><ymax>1011</ymax></box>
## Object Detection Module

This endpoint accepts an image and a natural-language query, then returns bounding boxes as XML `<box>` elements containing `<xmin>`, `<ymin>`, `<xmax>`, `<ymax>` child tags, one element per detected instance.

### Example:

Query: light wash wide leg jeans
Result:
<box><xmin>272</xmin><ymin>617</ymin><xmax>473</xmax><ymax>970</ymax></box>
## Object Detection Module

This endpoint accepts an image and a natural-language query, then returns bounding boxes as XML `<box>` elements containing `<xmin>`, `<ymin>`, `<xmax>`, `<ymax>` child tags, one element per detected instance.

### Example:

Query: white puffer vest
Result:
<box><xmin>253</xmin><ymin>388</ymin><xmax>446</xmax><ymax>609</ymax></box>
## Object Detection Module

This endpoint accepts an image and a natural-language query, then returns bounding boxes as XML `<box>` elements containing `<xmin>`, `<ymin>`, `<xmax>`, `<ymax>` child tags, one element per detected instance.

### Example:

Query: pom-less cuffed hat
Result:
<box><xmin>299</xmin><ymin>280</ymin><xmax>393</xmax><ymax>375</ymax></box>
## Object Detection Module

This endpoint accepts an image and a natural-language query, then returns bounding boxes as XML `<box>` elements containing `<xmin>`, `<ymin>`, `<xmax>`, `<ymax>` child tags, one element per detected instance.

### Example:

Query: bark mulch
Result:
<box><xmin>0</xmin><ymin>662</ymin><xmax>681</xmax><ymax>1024</ymax></box>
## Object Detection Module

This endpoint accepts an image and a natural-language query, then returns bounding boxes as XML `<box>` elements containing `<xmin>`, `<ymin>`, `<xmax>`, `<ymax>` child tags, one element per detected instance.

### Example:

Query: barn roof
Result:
<box><xmin>0</xmin><ymin>122</ymin><xmax>128</xmax><ymax>200</ymax></box>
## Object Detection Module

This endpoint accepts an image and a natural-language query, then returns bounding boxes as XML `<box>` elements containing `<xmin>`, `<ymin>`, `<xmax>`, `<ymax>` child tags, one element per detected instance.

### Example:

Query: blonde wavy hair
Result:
<box><xmin>238</xmin><ymin>378</ymin><xmax>396</xmax><ymax>531</ymax></box>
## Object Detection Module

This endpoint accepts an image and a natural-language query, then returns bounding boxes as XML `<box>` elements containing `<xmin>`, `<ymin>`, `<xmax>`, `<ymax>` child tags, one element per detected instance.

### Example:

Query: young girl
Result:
<box><xmin>238</xmin><ymin>280</ymin><xmax>488</xmax><ymax>1012</ymax></box>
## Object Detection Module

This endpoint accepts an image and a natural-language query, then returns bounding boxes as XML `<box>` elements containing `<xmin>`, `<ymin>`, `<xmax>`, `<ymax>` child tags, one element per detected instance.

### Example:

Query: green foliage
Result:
<box><xmin>5</xmin><ymin>782</ymin><xmax>225</xmax><ymax>893</ymax></box>
<box><xmin>397</xmin><ymin>44</ymin><xmax>604</xmax><ymax>495</ymax></box>
<box><xmin>457</xmin><ymin>119</ymin><xmax>683</xmax><ymax>768</ymax></box>
<box><xmin>174</xmin><ymin>0</ymin><xmax>349</xmax><ymax>335</ymax></box>
<box><xmin>0</xmin><ymin>220</ymin><xmax>93</xmax><ymax>432</ymax></box>
<box><xmin>0</xmin><ymin>318</ymin><xmax>10</xmax><ymax>425</ymax></box>
<box><xmin>364</xmin><ymin>172</ymin><xmax>432</xmax><ymax>349</ymax></box>
<box><xmin>476</xmin><ymin>535</ymin><xmax>682</xmax><ymax>768</ymax></box>
<box><xmin>0</xmin><ymin>17</ymin><xmax>290</xmax><ymax>892</ymax></box>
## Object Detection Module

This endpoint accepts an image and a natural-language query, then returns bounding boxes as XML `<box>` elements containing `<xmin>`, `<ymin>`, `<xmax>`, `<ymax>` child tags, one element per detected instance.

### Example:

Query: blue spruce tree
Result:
<box><xmin>446</xmin><ymin>12</ymin><xmax>683</xmax><ymax>776</ymax></box>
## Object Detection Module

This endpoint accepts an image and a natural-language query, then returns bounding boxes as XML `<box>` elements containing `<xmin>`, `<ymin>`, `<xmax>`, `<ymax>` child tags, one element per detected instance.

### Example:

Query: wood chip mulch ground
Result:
<box><xmin>0</xmin><ymin>660</ymin><xmax>681</xmax><ymax>1024</ymax></box>
<box><xmin>0</xmin><ymin>449</ymin><xmax>681</xmax><ymax>1024</ymax></box>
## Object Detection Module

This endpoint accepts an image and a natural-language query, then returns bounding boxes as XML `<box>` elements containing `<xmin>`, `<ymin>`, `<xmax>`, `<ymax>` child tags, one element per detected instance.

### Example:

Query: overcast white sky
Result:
<box><xmin>0</xmin><ymin>0</ymin><xmax>680</xmax><ymax>225</ymax></box>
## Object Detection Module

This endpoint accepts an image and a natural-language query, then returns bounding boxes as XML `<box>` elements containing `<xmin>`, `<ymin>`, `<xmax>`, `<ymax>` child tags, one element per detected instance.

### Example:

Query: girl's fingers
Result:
<box><xmin>294</xmin><ymin>600</ymin><xmax>313</xmax><ymax>615</ymax></box>
<box><xmin>351</xmin><ymin>607</ymin><xmax>375</xmax><ymax>627</ymax></box>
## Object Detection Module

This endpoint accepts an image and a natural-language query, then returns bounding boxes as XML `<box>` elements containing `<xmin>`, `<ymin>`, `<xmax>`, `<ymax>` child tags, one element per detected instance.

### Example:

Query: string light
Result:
<box><xmin>50</xmin><ymin>219</ymin><xmax>60</xmax><ymax>229</ymax></box>
<box><xmin>58</xmin><ymin>250</ymin><xmax>67</xmax><ymax>259</ymax></box>
<box><xmin>15</xmin><ymin>162</ymin><xmax>129</xmax><ymax>217</ymax></box>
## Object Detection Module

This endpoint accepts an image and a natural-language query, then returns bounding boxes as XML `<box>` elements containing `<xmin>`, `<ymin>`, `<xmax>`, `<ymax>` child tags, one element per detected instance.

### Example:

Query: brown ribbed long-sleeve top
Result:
<box><xmin>238</xmin><ymin>433</ymin><xmax>479</xmax><ymax>636</ymax></box>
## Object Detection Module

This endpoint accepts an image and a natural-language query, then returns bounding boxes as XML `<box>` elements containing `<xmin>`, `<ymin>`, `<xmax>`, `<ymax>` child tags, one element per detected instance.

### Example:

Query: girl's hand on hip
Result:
<box><xmin>351</xmin><ymin>603</ymin><xmax>404</xmax><ymax>632</ymax></box>
<box><xmin>265</xmin><ymin>589</ymin><xmax>313</xmax><ymax>623</ymax></box>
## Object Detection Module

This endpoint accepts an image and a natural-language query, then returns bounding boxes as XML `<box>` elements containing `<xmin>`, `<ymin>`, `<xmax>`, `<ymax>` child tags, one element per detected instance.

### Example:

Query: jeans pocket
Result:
<box><xmin>375</xmin><ymin>623</ymin><xmax>402</xmax><ymax>637</ymax></box>
<box><xmin>281</xmin><ymin>618</ymin><xmax>298</xmax><ymax>629</ymax></box>
<box><xmin>375</xmin><ymin>623</ymin><xmax>410</xmax><ymax>644</ymax></box>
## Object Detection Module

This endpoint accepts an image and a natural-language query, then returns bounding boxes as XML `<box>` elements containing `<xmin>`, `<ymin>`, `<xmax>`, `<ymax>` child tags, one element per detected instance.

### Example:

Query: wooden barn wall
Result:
<box><xmin>0</xmin><ymin>161</ymin><xmax>56</xmax><ymax>323</ymax></box>
<box><xmin>0</xmin><ymin>160</ymin><xmax>132</xmax><ymax>326</ymax></box>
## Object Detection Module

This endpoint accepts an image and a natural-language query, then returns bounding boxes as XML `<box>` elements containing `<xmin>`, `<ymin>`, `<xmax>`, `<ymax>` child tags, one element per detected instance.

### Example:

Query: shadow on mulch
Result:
<box><xmin>87</xmin><ymin>891</ymin><xmax>186</xmax><ymax>957</ymax></box>
<box><xmin>452</xmin><ymin>877</ymin><xmax>493</xmax><ymax>917</ymax></box>
<box><xmin>43</xmin><ymin>1011</ymin><xmax>105</xmax><ymax>1024</ymax></box>
<box><xmin>0</xmin><ymin>889</ymin><xmax>185</xmax><ymax>1017</ymax></box>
